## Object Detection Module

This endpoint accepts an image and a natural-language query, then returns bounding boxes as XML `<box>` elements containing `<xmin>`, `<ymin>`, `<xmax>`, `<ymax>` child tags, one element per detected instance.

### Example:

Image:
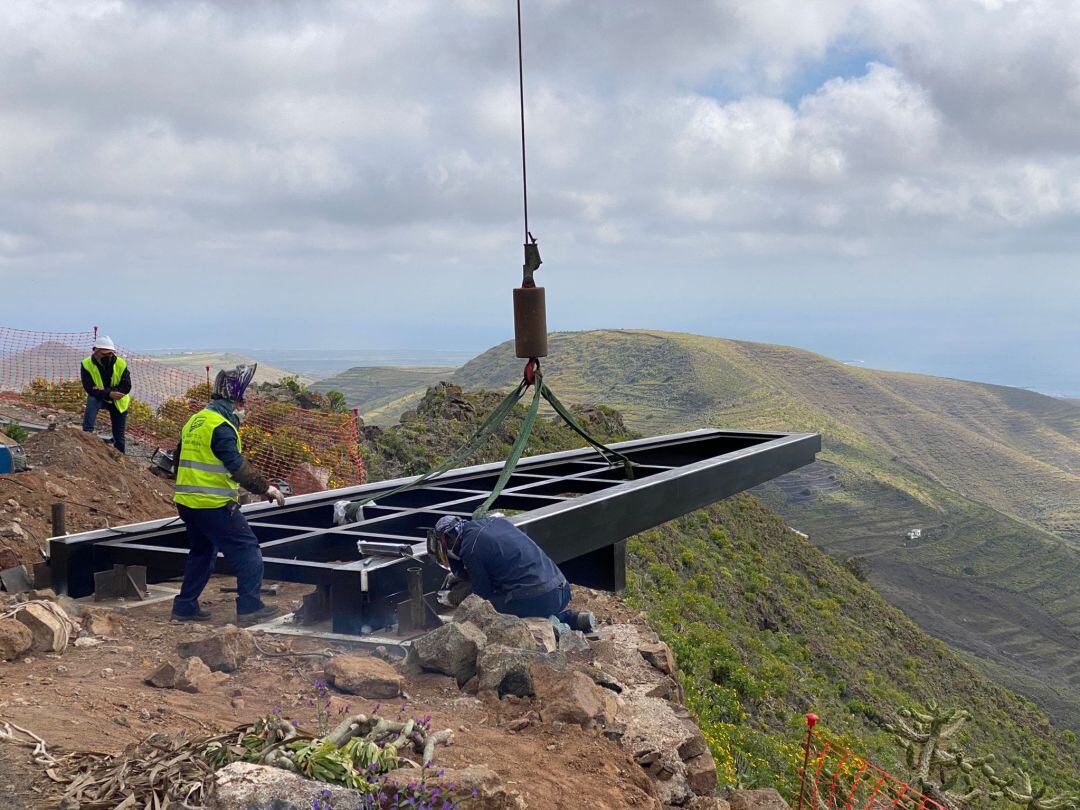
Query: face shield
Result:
<box><xmin>427</xmin><ymin>529</ymin><xmax>451</xmax><ymax>571</ymax></box>
<box><xmin>212</xmin><ymin>364</ymin><xmax>258</xmax><ymax>404</ymax></box>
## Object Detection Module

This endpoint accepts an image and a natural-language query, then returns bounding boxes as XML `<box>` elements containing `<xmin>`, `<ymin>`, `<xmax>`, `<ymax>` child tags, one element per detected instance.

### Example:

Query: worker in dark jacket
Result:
<box><xmin>171</xmin><ymin>364</ymin><xmax>285</xmax><ymax>626</ymax></box>
<box><xmin>432</xmin><ymin>515</ymin><xmax>595</xmax><ymax>631</ymax></box>
<box><xmin>80</xmin><ymin>335</ymin><xmax>131</xmax><ymax>454</ymax></box>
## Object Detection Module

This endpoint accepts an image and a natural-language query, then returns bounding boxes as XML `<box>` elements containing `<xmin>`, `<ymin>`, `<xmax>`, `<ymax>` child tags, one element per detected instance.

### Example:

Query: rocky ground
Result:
<box><xmin>0</xmin><ymin>404</ymin><xmax>174</xmax><ymax>566</ymax></box>
<box><xmin>0</xmin><ymin>581</ymin><xmax>739</xmax><ymax>809</ymax></box>
<box><xmin>0</xmin><ymin>404</ymin><xmax>772</xmax><ymax>809</ymax></box>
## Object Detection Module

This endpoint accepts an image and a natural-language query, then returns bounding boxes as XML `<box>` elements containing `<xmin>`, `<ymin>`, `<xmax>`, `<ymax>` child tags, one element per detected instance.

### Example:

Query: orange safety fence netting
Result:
<box><xmin>0</xmin><ymin>325</ymin><xmax>365</xmax><ymax>495</ymax></box>
<box><xmin>797</xmin><ymin>719</ymin><xmax>947</xmax><ymax>810</ymax></box>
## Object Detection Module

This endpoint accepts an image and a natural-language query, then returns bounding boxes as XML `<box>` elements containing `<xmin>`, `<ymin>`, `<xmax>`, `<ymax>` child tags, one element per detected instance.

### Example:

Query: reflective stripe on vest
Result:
<box><xmin>173</xmin><ymin>408</ymin><xmax>242</xmax><ymax>509</ymax></box>
<box><xmin>81</xmin><ymin>356</ymin><xmax>131</xmax><ymax>414</ymax></box>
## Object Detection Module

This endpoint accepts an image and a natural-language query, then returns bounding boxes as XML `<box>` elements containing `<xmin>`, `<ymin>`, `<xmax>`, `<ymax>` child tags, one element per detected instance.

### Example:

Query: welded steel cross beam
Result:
<box><xmin>49</xmin><ymin>428</ymin><xmax>820</xmax><ymax>634</ymax></box>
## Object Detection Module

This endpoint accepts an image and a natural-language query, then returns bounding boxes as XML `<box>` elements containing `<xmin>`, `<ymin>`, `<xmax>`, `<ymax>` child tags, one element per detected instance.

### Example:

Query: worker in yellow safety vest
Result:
<box><xmin>170</xmin><ymin>364</ymin><xmax>286</xmax><ymax>626</ymax></box>
<box><xmin>80</xmin><ymin>335</ymin><xmax>131</xmax><ymax>454</ymax></box>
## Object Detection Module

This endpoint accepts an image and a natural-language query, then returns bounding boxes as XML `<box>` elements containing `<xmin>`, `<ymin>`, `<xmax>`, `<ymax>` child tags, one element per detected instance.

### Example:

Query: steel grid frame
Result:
<box><xmin>49</xmin><ymin>428</ymin><xmax>820</xmax><ymax>633</ymax></box>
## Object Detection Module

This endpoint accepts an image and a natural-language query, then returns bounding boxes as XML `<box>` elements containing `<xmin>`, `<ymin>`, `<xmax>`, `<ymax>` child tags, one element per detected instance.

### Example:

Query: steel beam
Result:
<box><xmin>48</xmin><ymin>428</ymin><xmax>820</xmax><ymax>633</ymax></box>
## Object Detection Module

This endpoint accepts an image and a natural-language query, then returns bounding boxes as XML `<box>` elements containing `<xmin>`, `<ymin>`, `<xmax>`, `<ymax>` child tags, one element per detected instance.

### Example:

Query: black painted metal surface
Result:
<box><xmin>49</xmin><ymin>428</ymin><xmax>820</xmax><ymax>633</ymax></box>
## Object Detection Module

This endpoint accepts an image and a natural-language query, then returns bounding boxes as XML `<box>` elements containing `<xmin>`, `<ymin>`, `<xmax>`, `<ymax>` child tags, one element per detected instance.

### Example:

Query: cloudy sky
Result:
<box><xmin>1</xmin><ymin>1</ymin><xmax>1077</xmax><ymax>393</ymax></box>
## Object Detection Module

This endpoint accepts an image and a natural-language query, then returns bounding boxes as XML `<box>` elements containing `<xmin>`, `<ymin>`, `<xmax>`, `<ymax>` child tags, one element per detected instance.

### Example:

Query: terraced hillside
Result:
<box><xmin>360</xmin><ymin>384</ymin><xmax>1080</xmax><ymax>793</ymax></box>
<box><xmin>452</xmin><ymin>330</ymin><xmax>1080</xmax><ymax>731</ymax></box>
<box><xmin>312</xmin><ymin>366</ymin><xmax>456</xmax><ymax>423</ymax></box>
<box><xmin>149</xmin><ymin>351</ymin><xmax>309</xmax><ymax>385</ymax></box>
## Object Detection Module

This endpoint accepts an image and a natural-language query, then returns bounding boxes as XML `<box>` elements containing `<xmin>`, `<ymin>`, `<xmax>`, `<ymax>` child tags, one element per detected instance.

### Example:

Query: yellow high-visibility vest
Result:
<box><xmin>81</xmin><ymin>356</ymin><xmax>131</xmax><ymax>413</ymax></box>
<box><xmin>173</xmin><ymin>408</ymin><xmax>241</xmax><ymax>509</ymax></box>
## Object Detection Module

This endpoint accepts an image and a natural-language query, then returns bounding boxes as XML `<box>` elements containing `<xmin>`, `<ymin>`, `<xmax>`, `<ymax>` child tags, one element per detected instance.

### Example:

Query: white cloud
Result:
<box><xmin>0</xmin><ymin>0</ymin><xmax>1076</xmax><ymax>354</ymax></box>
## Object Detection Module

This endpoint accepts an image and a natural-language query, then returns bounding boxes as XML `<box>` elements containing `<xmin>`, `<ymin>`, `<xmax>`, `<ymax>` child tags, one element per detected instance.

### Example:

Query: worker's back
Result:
<box><xmin>457</xmin><ymin>517</ymin><xmax>565</xmax><ymax>601</ymax></box>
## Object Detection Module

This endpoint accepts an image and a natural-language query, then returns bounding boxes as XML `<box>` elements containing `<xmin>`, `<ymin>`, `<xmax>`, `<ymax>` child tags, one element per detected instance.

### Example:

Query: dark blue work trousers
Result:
<box><xmin>494</xmin><ymin>582</ymin><xmax>574</xmax><ymax>624</ymax></box>
<box><xmin>173</xmin><ymin>503</ymin><xmax>266</xmax><ymax>616</ymax></box>
<box><xmin>82</xmin><ymin>395</ymin><xmax>127</xmax><ymax>454</ymax></box>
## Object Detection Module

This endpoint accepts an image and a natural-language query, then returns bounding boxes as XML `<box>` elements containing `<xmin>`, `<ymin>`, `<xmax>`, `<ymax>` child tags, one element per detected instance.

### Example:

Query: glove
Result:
<box><xmin>265</xmin><ymin>486</ymin><xmax>286</xmax><ymax>507</ymax></box>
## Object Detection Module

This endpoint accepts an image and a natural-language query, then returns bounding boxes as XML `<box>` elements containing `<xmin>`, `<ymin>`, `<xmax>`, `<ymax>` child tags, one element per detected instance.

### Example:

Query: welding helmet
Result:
<box><xmin>428</xmin><ymin>515</ymin><xmax>464</xmax><ymax>569</ymax></box>
<box><xmin>212</xmin><ymin>364</ymin><xmax>257</xmax><ymax>404</ymax></box>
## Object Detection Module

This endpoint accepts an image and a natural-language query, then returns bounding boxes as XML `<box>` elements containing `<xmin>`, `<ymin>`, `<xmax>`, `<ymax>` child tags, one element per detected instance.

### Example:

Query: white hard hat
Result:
<box><xmin>93</xmin><ymin>335</ymin><xmax>116</xmax><ymax>351</ymax></box>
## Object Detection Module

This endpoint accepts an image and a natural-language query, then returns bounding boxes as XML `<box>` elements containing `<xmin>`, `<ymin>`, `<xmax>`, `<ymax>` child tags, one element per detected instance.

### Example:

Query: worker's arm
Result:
<box><xmin>210</xmin><ymin>423</ymin><xmax>270</xmax><ymax>496</ymax></box>
<box><xmin>108</xmin><ymin>365</ymin><xmax>132</xmax><ymax>401</ymax></box>
<box><xmin>80</xmin><ymin>365</ymin><xmax>104</xmax><ymax>398</ymax></box>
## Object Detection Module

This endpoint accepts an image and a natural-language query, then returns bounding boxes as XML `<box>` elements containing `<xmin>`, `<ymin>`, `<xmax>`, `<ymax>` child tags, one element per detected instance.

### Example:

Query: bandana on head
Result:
<box><xmin>434</xmin><ymin>515</ymin><xmax>463</xmax><ymax>540</ymax></box>
<box><xmin>212</xmin><ymin>364</ymin><xmax>257</xmax><ymax>403</ymax></box>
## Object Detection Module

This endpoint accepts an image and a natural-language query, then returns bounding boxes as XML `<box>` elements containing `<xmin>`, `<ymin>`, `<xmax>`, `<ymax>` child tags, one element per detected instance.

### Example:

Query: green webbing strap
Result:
<box><xmin>472</xmin><ymin>379</ymin><xmax>544</xmax><ymax>519</ymax></box>
<box><xmin>345</xmin><ymin>380</ymin><xmax>528</xmax><ymax>518</ymax></box>
<box><xmin>541</xmin><ymin>383</ymin><xmax>636</xmax><ymax>479</ymax></box>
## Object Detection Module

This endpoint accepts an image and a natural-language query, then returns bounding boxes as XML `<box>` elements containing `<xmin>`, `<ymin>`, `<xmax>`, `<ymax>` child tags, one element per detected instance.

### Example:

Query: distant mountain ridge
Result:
<box><xmin>311</xmin><ymin>366</ymin><xmax>456</xmax><ymax>422</ymax></box>
<box><xmin>451</xmin><ymin>329</ymin><xmax>1080</xmax><ymax>731</ymax></box>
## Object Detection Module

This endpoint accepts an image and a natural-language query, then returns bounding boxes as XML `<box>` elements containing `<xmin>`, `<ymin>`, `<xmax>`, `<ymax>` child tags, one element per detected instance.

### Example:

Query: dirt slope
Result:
<box><xmin>0</xmin><ymin>426</ymin><xmax>175</xmax><ymax>565</ymax></box>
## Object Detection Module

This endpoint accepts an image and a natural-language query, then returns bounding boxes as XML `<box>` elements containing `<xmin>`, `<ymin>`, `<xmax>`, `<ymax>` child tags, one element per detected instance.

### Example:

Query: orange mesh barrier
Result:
<box><xmin>0</xmin><ymin>325</ymin><xmax>364</xmax><ymax>494</ymax></box>
<box><xmin>797</xmin><ymin>716</ymin><xmax>947</xmax><ymax>810</ymax></box>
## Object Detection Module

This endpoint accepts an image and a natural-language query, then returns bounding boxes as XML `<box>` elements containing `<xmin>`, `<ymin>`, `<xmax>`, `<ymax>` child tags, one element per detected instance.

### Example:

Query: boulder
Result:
<box><xmin>522</xmin><ymin>618</ymin><xmax>557</xmax><ymax>652</ymax></box>
<box><xmin>689</xmin><ymin>799</ymin><xmax>731</xmax><ymax>810</ymax></box>
<box><xmin>677</xmin><ymin>723</ymin><xmax>709</xmax><ymax>762</ymax></box>
<box><xmin>145</xmin><ymin>657</ymin><xmax>214</xmax><ymax>693</ymax></box>
<box><xmin>686</xmin><ymin>752</ymin><xmax>718</xmax><ymax>796</ymax></box>
<box><xmin>481</xmin><ymin>613</ymin><xmax>545</xmax><ymax>651</ymax></box>
<box><xmin>411</xmin><ymin>621</ymin><xmax>487</xmax><ymax>684</ymax></box>
<box><xmin>617</xmin><ymin>696</ymin><xmax>698</xmax><ymax>806</ymax></box>
<box><xmin>15</xmin><ymin>602</ymin><xmax>70</xmax><ymax>652</ymax></box>
<box><xmin>208</xmin><ymin>762</ymin><xmax>368</xmax><ymax>810</ymax></box>
<box><xmin>81</xmin><ymin>607</ymin><xmax>124</xmax><ymax>637</ymax></box>
<box><xmin>729</xmin><ymin>790</ymin><xmax>790</xmax><ymax>810</ymax></box>
<box><xmin>324</xmin><ymin>655</ymin><xmax>403</xmax><ymax>698</ymax></box>
<box><xmin>533</xmin><ymin>667</ymin><xmax>619</xmax><ymax>728</ymax></box>
<box><xmin>453</xmin><ymin>596</ymin><xmax>545</xmax><ymax>651</ymax></box>
<box><xmin>382</xmin><ymin>764</ymin><xmax>526</xmax><ymax>809</ymax></box>
<box><xmin>0</xmin><ymin>618</ymin><xmax>32</xmax><ymax>660</ymax></box>
<box><xmin>637</xmin><ymin>641</ymin><xmax>677</xmax><ymax>676</ymax></box>
<box><xmin>645</xmin><ymin>675</ymin><xmax>682</xmax><ymax>702</ymax></box>
<box><xmin>592</xmin><ymin>624</ymin><xmax>679</xmax><ymax>700</ymax></box>
<box><xmin>177</xmin><ymin>627</ymin><xmax>254</xmax><ymax>672</ymax></box>
<box><xmin>557</xmin><ymin>628</ymin><xmax>591</xmax><ymax>653</ymax></box>
<box><xmin>476</xmin><ymin>644</ymin><xmax>560</xmax><ymax>698</ymax></box>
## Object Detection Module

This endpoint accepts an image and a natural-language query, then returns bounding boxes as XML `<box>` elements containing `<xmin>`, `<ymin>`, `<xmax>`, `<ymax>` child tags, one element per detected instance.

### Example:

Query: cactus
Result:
<box><xmin>983</xmin><ymin>767</ymin><xmax>1078</xmax><ymax>810</ymax></box>
<box><xmin>885</xmin><ymin>701</ymin><xmax>993</xmax><ymax>807</ymax></box>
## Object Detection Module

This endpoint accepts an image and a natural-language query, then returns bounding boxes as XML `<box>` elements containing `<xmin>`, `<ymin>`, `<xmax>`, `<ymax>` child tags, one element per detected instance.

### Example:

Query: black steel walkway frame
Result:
<box><xmin>49</xmin><ymin>428</ymin><xmax>819</xmax><ymax>633</ymax></box>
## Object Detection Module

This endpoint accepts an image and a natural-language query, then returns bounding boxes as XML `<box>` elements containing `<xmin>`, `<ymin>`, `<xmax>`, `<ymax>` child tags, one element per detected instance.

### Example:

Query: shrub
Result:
<box><xmin>2</xmin><ymin>422</ymin><xmax>29</xmax><ymax>443</ymax></box>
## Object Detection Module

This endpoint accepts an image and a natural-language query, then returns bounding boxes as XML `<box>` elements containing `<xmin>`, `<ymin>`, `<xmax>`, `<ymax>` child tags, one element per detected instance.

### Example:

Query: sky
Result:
<box><xmin>0</xmin><ymin>1</ymin><xmax>1078</xmax><ymax>394</ymax></box>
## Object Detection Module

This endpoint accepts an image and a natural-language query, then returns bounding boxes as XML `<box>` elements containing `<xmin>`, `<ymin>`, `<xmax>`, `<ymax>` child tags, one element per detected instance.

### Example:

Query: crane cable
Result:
<box><xmin>517</xmin><ymin>0</ymin><xmax>530</xmax><ymax>247</ymax></box>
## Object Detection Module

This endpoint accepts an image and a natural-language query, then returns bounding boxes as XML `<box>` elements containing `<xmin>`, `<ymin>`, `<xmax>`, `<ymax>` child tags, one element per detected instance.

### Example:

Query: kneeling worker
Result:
<box><xmin>171</xmin><ymin>365</ymin><xmax>286</xmax><ymax>626</ymax></box>
<box><xmin>432</xmin><ymin>515</ymin><xmax>595</xmax><ymax>631</ymax></box>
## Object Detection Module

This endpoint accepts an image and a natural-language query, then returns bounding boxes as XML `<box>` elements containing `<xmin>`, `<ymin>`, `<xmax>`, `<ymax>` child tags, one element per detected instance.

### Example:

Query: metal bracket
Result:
<box><xmin>395</xmin><ymin>566</ymin><xmax>442</xmax><ymax>637</ymax></box>
<box><xmin>0</xmin><ymin>565</ymin><xmax>33</xmax><ymax>594</ymax></box>
<box><xmin>94</xmin><ymin>564</ymin><xmax>148</xmax><ymax>601</ymax></box>
<box><xmin>522</xmin><ymin>237</ymin><xmax>542</xmax><ymax>286</ymax></box>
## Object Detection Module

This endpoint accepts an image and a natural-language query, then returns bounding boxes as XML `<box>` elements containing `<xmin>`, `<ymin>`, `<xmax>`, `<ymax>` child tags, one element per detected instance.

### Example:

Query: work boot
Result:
<box><xmin>171</xmin><ymin>608</ymin><xmax>212</xmax><ymax>623</ymax></box>
<box><xmin>237</xmin><ymin>604</ymin><xmax>280</xmax><ymax>627</ymax></box>
<box><xmin>573</xmin><ymin>611</ymin><xmax>596</xmax><ymax>633</ymax></box>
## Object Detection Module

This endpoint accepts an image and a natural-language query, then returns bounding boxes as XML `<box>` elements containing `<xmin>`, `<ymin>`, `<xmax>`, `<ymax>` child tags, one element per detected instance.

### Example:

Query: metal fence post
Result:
<box><xmin>51</xmin><ymin>502</ymin><xmax>66</xmax><ymax>537</ymax></box>
<box><xmin>798</xmin><ymin>712</ymin><xmax>819</xmax><ymax>810</ymax></box>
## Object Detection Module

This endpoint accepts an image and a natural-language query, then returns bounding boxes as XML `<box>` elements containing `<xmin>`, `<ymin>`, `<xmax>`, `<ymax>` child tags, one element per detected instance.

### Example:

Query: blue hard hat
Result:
<box><xmin>434</xmin><ymin>515</ymin><xmax>464</xmax><ymax>539</ymax></box>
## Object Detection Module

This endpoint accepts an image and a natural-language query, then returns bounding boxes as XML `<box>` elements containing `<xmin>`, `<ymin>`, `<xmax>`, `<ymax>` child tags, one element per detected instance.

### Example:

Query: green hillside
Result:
<box><xmin>311</xmin><ymin>366</ymin><xmax>456</xmax><ymax>422</ymax></box>
<box><xmin>359</xmin><ymin>385</ymin><xmax>1080</xmax><ymax>794</ymax></box>
<box><xmin>452</xmin><ymin>330</ymin><xmax>1080</xmax><ymax>731</ymax></box>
